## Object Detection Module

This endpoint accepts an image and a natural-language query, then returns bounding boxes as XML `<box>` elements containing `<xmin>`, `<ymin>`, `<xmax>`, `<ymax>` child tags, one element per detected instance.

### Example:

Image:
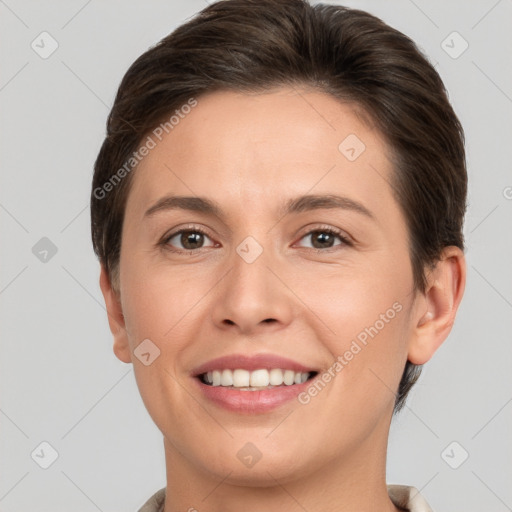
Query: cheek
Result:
<box><xmin>120</xmin><ymin>252</ymin><xmax>212</xmax><ymax>341</ymax></box>
<box><xmin>119</xmin><ymin>264</ymin><xmax>209</xmax><ymax>430</ymax></box>
<box><xmin>313</xmin><ymin>288</ymin><xmax>408</xmax><ymax>385</ymax></box>
<box><xmin>296</xmin><ymin>254</ymin><xmax>410</xmax><ymax>339</ymax></box>
<box><xmin>295</xmin><ymin>257</ymin><xmax>412</xmax><ymax>404</ymax></box>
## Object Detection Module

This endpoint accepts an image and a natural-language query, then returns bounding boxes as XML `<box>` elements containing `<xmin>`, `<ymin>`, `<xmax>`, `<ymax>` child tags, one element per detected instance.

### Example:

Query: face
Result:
<box><xmin>110</xmin><ymin>87</ymin><xmax>425</xmax><ymax>484</ymax></box>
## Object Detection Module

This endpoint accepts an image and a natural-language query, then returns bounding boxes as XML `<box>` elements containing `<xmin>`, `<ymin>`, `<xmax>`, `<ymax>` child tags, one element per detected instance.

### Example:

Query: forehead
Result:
<box><xmin>125</xmin><ymin>87</ymin><xmax>397</xmax><ymax>224</ymax></box>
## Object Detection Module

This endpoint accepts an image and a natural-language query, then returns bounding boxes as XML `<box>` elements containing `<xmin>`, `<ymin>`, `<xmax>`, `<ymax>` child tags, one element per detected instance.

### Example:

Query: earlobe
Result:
<box><xmin>99</xmin><ymin>264</ymin><xmax>132</xmax><ymax>364</ymax></box>
<box><xmin>407</xmin><ymin>246</ymin><xmax>466</xmax><ymax>365</ymax></box>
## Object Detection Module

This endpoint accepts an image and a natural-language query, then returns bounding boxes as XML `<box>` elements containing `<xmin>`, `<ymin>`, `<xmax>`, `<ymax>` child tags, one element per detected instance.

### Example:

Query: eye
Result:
<box><xmin>163</xmin><ymin>227</ymin><xmax>216</xmax><ymax>252</ymax></box>
<box><xmin>295</xmin><ymin>226</ymin><xmax>351</xmax><ymax>250</ymax></box>
<box><xmin>161</xmin><ymin>225</ymin><xmax>351</xmax><ymax>254</ymax></box>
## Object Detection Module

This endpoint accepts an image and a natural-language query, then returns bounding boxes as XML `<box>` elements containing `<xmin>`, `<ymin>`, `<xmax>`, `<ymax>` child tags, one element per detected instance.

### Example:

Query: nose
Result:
<box><xmin>210</xmin><ymin>240</ymin><xmax>295</xmax><ymax>336</ymax></box>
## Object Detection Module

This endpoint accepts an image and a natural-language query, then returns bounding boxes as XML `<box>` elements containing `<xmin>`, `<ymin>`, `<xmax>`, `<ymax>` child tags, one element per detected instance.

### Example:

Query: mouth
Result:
<box><xmin>191</xmin><ymin>354</ymin><xmax>321</xmax><ymax>413</ymax></box>
<box><xmin>197</xmin><ymin>368</ymin><xmax>318</xmax><ymax>391</ymax></box>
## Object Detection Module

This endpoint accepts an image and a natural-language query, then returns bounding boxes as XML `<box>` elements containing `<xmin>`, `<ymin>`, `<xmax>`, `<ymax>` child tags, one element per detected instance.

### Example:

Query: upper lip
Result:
<box><xmin>191</xmin><ymin>353</ymin><xmax>319</xmax><ymax>377</ymax></box>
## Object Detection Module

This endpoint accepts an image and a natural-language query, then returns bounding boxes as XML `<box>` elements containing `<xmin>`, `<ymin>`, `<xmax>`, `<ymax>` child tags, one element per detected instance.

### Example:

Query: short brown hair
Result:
<box><xmin>91</xmin><ymin>0</ymin><xmax>467</xmax><ymax>413</ymax></box>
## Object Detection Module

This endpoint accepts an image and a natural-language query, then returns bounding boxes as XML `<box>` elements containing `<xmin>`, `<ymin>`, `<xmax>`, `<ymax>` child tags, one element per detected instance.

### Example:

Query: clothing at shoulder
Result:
<box><xmin>137</xmin><ymin>484</ymin><xmax>433</xmax><ymax>512</ymax></box>
<box><xmin>387</xmin><ymin>485</ymin><xmax>434</xmax><ymax>512</ymax></box>
<box><xmin>137</xmin><ymin>487</ymin><xmax>165</xmax><ymax>512</ymax></box>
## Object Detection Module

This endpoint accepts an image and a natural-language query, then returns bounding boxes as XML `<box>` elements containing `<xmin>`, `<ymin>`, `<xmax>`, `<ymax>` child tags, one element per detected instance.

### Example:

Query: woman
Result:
<box><xmin>91</xmin><ymin>1</ymin><xmax>467</xmax><ymax>510</ymax></box>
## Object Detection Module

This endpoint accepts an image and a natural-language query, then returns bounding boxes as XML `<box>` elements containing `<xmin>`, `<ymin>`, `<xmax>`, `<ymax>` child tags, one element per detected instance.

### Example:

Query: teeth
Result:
<box><xmin>283</xmin><ymin>370</ymin><xmax>295</xmax><ymax>385</ymax></box>
<box><xmin>220</xmin><ymin>369</ymin><xmax>233</xmax><ymax>386</ymax></box>
<box><xmin>202</xmin><ymin>368</ymin><xmax>311</xmax><ymax>388</ymax></box>
<box><xmin>269</xmin><ymin>368</ymin><xmax>284</xmax><ymax>386</ymax></box>
<box><xmin>212</xmin><ymin>370</ymin><xmax>221</xmax><ymax>386</ymax></box>
<box><xmin>233</xmin><ymin>369</ymin><xmax>250</xmax><ymax>387</ymax></box>
<box><xmin>250</xmin><ymin>369</ymin><xmax>269</xmax><ymax>387</ymax></box>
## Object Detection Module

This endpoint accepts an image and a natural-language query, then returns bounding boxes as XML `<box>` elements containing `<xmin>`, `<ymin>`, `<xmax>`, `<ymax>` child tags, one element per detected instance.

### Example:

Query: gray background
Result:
<box><xmin>1</xmin><ymin>0</ymin><xmax>511</xmax><ymax>511</ymax></box>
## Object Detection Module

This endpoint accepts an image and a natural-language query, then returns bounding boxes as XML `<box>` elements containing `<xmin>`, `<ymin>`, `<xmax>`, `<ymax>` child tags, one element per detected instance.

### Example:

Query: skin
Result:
<box><xmin>99</xmin><ymin>87</ymin><xmax>466</xmax><ymax>512</ymax></box>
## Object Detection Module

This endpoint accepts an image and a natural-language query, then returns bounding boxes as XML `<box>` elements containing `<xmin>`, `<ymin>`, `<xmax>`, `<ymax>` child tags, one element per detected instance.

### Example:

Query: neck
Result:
<box><xmin>161</xmin><ymin>419</ymin><xmax>400</xmax><ymax>512</ymax></box>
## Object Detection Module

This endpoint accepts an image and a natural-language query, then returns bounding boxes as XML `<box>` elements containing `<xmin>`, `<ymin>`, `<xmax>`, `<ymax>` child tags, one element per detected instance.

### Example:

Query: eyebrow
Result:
<box><xmin>144</xmin><ymin>193</ymin><xmax>374</xmax><ymax>220</ymax></box>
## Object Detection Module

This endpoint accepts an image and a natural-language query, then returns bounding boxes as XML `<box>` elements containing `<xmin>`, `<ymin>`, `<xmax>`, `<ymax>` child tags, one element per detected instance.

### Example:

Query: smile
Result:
<box><xmin>199</xmin><ymin>368</ymin><xmax>315</xmax><ymax>390</ymax></box>
<box><xmin>191</xmin><ymin>354</ymin><xmax>320</xmax><ymax>413</ymax></box>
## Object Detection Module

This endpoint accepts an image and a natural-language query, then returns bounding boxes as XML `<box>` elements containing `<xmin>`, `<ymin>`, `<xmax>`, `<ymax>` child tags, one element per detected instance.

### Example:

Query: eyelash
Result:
<box><xmin>160</xmin><ymin>224</ymin><xmax>352</xmax><ymax>254</ymax></box>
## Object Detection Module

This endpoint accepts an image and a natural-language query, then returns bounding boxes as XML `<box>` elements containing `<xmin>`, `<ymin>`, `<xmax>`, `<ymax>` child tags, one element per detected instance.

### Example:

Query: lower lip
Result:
<box><xmin>194</xmin><ymin>376</ymin><xmax>316</xmax><ymax>414</ymax></box>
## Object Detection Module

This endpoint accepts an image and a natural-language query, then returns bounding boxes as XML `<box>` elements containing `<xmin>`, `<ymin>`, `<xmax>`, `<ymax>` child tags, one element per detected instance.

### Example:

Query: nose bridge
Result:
<box><xmin>230</xmin><ymin>233</ymin><xmax>276</xmax><ymax>307</ymax></box>
<box><xmin>211</xmin><ymin>233</ymin><xmax>293</xmax><ymax>332</ymax></box>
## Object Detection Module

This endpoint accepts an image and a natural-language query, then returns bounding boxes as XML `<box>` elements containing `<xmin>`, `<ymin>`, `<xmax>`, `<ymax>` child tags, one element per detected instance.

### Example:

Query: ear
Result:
<box><xmin>99</xmin><ymin>264</ymin><xmax>132</xmax><ymax>364</ymax></box>
<box><xmin>407</xmin><ymin>246</ymin><xmax>466</xmax><ymax>365</ymax></box>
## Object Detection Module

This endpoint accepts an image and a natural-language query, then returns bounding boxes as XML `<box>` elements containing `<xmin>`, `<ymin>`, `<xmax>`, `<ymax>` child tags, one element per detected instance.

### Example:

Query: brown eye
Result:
<box><xmin>310</xmin><ymin>231</ymin><xmax>337</xmax><ymax>249</ymax></box>
<box><xmin>296</xmin><ymin>228</ymin><xmax>350</xmax><ymax>250</ymax></box>
<box><xmin>180</xmin><ymin>231</ymin><xmax>205</xmax><ymax>250</ymax></box>
<box><xmin>164</xmin><ymin>229</ymin><xmax>215</xmax><ymax>252</ymax></box>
